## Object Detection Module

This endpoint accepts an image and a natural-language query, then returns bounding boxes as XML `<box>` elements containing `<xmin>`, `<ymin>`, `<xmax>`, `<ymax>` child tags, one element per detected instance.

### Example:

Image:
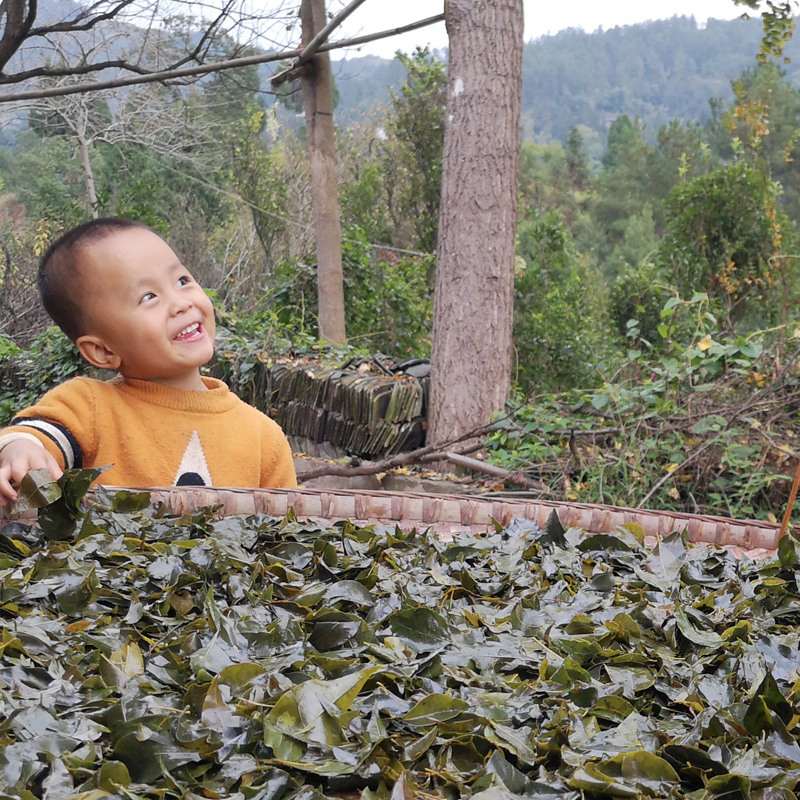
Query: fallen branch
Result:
<box><xmin>751</xmin><ymin>425</ymin><xmax>799</xmax><ymax>460</ymax></box>
<box><xmin>734</xmin><ymin>341</ymin><xmax>800</xmax><ymax>419</ymax></box>
<box><xmin>296</xmin><ymin>424</ymin><xmax>497</xmax><ymax>482</ymax></box>
<box><xmin>570</xmin><ymin>404</ymin><xmax>616</xmax><ymax>421</ymax></box>
<box><xmin>445</xmin><ymin>452</ymin><xmax>551</xmax><ymax>494</ymax></box>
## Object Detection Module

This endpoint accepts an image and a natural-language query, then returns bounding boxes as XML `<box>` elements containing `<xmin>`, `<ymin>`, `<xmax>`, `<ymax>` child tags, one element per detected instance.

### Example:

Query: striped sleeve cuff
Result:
<box><xmin>7</xmin><ymin>418</ymin><xmax>83</xmax><ymax>469</ymax></box>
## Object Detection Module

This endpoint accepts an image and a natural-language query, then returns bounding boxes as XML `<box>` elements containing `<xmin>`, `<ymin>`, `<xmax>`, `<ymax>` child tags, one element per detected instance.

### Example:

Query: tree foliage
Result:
<box><xmin>386</xmin><ymin>48</ymin><xmax>446</xmax><ymax>257</ymax></box>
<box><xmin>660</xmin><ymin>161</ymin><xmax>783</xmax><ymax>327</ymax></box>
<box><xmin>514</xmin><ymin>213</ymin><xmax>608</xmax><ymax>393</ymax></box>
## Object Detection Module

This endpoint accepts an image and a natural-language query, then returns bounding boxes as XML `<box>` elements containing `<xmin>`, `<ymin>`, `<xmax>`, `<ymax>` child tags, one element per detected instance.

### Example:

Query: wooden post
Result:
<box><xmin>300</xmin><ymin>0</ymin><xmax>347</xmax><ymax>346</ymax></box>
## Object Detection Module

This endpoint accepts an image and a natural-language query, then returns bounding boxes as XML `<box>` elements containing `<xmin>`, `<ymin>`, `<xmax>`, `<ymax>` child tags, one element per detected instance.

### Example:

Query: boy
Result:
<box><xmin>0</xmin><ymin>217</ymin><xmax>296</xmax><ymax>507</ymax></box>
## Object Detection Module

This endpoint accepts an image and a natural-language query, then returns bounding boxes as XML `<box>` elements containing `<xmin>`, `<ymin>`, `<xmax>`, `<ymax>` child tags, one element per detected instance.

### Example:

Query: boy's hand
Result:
<box><xmin>0</xmin><ymin>440</ymin><xmax>63</xmax><ymax>507</ymax></box>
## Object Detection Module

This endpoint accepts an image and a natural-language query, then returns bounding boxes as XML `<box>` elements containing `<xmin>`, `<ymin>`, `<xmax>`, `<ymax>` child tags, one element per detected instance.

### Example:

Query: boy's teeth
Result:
<box><xmin>176</xmin><ymin>322</ymin><xmax>200</xmax><ymax>338</ymax></box>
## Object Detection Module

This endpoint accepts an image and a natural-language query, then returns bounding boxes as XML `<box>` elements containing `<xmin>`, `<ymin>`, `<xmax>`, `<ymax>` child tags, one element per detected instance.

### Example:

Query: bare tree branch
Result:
<box><xmin>6</xmin><ymin>58</ymin><xmax>154</xmax><ymax>84</ymax></box>
<box><xmin>445</xmin><ymin>451</ymin><xmax>552</xmax><ymax>493</ymax></box>
<box><xmin>271</xmin><ymin>0</ymin><xmax>369</xmax><ymax>87</ymax></box>
<box><xmin>1</xmin><ymin>0</ymin><xmax>296</xmax><ymax>84</ymax></box>
<box><xmin>166</xmin><ymin>0</ymin><xmax>238</xmax><ymax>72</ymax></box>
<box><xmin>297</xmin><ymin>422</ymin><xmax>501</xmax><ymax>483</ymax></box>
<box><xmin>27</xmin><ymin>1</ymin><xmax>136</xmax><ymax>37</ymax></box>
<box><xmin>636</xmin><ymin>442</ymin><xmax>715</xmax><ymax>509</ymax></box>
<box><xmin>0</xmin><ymin>15</ymin><xmax>446</xmax><ymax>103</ymax></box>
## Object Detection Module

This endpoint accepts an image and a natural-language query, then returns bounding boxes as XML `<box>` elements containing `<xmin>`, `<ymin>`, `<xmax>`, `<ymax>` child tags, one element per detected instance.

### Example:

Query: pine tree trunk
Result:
<box><xmin>300</xmin><ymin>0</ymin><xmax>346</xmax><ymax>345</ymax></box>
<box><xmin>428</xmin><ymin>0</ymin><xmax>523</xmax><ymax>447</ymax></box>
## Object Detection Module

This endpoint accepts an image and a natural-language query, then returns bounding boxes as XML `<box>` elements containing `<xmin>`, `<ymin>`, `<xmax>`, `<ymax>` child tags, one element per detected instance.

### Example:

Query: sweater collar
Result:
<box><xmin>113</xmin><ymin>376</ymin><xmax>237</xmax><ymax>413</ymax></box>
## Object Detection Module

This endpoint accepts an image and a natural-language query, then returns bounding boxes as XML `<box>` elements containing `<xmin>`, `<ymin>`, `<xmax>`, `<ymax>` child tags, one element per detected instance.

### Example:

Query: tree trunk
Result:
<box><xmin>427</xmin><ymin>0</ymin><xmax>523</xmax><ymax>448</ymax></box>
<box><xmin>300</xmin><ymin>0</ymin><xmax>346</xmax><ymax>346</ymax></box>
<box><xmin>75</xmin><ymin>104</ymin><xmax>99</xmax><ymax>218</ymax></box>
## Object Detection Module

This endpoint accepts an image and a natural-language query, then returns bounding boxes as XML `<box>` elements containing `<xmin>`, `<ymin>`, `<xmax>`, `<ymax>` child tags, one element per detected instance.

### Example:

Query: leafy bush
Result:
<box><xmin>608</xmin><ymin>259</ymin><xmax>670</xmax><ymax>345</ymax></box>
<box><xmin>514</xmin><ymin>212</ymin><xmax>609</xmax><ymax>393</ymax></box>
<box><xmin>660</xmin><ymin>161</ymin><xmax>784</xmax><ymax>328</ymax></box>
<box><xmin>266</xmin><ymin>225</ymin><xmax>432</xmax><ymax>358</ymax></box>
<box><xmin>0</xmin><ymin>217</ymin><xmax>61</xmax><ymax>347</ymax></box>
<box><xmin>387</xmin><ymin>48</ymin><xmax>447</xmax><ymax>255</ymax></box>
<box><xmin>229</xmin><ymin>109</ymin><xmax>289</xmax><ymax>274</ymax></box>
<box><xmin>489</xmin><ymin>295</ymin><xmax>800</xmax><ymax>520</ymax></box>
<box><xmin>0</xmin><ymin>327</ymin><xmax>88</xmax><ymax>425</ymax></box>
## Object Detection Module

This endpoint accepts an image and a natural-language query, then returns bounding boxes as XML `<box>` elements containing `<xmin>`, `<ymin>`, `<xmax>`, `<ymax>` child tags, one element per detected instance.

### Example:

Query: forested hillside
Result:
<box><xmin>332</xmin><ymin>14</ymin><xmax>794</xmax><ymax>143</ymax></box>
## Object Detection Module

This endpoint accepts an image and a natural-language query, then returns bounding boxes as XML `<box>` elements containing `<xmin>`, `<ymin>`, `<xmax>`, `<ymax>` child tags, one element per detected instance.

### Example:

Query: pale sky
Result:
<box><xmin>331</xmin><ymin>1</ymin><xmax>749</xmax><ymax>59</ymax></box>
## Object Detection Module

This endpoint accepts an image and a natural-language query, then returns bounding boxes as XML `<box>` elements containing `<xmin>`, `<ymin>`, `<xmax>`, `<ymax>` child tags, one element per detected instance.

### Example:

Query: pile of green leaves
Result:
<box><xmin>3</xmin><ymin>472</ymin><xmax>800</xmax><ymax>799</ymax></box>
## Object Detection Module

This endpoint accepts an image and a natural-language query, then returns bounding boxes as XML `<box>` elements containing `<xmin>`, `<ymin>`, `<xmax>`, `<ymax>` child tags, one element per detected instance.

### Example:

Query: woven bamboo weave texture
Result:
<box><xmin>87</xmin><ymin>485</ymin><xmax>782</xmax><ymax>551</ymax></box>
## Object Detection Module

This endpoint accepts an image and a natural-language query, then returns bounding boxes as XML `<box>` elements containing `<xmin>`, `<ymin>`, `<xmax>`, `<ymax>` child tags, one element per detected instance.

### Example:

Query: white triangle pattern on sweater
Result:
<box><xmin>173</xmin><ymin>430</ymin><xmax>213</xmax><ymax>486</ymax></box>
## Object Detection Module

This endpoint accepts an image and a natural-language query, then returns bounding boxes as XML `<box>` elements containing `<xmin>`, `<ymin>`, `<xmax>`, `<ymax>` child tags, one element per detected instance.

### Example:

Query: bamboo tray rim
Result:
<box><xmin>100</xmin><ymin>484</ymin><xmax>782</xmax><ymax>534</ymax></box>
<box><xmin>2</xmin><ymin>484</ymin><xmax>784</xmax><ymax>552</ymax></box>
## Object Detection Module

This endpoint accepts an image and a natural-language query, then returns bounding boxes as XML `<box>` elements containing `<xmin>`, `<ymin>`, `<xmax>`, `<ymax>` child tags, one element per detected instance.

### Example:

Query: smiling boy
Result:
<box><xmin>0</xmin><ymin>217</ymin><xmax>296</xmax><ymax>506</ymax></box>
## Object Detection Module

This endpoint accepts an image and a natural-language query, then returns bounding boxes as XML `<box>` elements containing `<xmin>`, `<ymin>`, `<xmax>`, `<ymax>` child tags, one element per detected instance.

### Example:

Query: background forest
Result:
<box><xmin>2</xmin><ymin>8</ymin><xmax>800</xmax><ymax>522</ymax></box>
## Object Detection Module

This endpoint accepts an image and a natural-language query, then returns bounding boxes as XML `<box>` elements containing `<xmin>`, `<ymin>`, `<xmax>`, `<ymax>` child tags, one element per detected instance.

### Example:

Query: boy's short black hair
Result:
<box><xmin>38</xmin><ymin>217</ymin><xmax>149</xmax><ymax>342</ymax></box>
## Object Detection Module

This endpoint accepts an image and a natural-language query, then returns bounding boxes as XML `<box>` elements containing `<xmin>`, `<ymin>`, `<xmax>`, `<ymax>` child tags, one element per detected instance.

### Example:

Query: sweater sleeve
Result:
<box><xmin>0</xmin><ymin>378</ymin><xmax>96</xmax><ymax>470</ymax></box>
<box><xmin>260</xmin><ymin>416</ymin><xmax>297</xmax><ymax>488</ymax></box>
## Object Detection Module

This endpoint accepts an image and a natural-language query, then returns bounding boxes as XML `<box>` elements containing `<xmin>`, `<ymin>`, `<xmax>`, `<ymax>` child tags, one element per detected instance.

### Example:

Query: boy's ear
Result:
<box><xmin>75</xmin><ymin>335</ymin><xmax>121</xmax><ymax>371</ymax></box>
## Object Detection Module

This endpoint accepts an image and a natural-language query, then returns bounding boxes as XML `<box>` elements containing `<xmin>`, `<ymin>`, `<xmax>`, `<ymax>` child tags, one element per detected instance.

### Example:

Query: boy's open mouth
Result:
<box><xmin>174</xmin><ymin>321</ymin><xmax>203</xmax><ymax>342</ymax></box>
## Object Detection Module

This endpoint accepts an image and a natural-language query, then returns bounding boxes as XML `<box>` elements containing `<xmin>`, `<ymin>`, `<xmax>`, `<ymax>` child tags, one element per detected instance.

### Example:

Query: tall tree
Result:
<box><xmin>300</xmin><ymin>0</ymin><xmax>346</xmax><ymax>345</ymax></box>
<box><xmin>428</xmin><ymin>0</ymin><xmax>523</xmax><ymax>447</ymax></box>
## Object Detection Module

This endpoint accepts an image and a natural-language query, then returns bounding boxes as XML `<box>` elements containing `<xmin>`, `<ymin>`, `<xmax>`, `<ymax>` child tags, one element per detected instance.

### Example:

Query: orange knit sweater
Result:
<box><xmin>0</xmin><ymin>376</ymin><xmax>296</xmax><ymax>489</ymax></box>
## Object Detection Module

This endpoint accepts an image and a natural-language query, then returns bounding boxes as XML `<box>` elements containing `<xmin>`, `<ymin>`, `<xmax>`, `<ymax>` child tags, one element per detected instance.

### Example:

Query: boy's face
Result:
<box><xmin>76</xmin><ymin>227</ymin><xmax>215</xmax><ymax>391</ymax></box>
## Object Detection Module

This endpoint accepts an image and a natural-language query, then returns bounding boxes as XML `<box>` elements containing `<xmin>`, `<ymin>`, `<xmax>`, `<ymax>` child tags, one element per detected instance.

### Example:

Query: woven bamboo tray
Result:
<box><xmin>77</xmin><ymin>485</ymin><xmax>782</xmax><ymax>552</ymax></box>
<box><xmin>2</xmin><ymin>485</ymin><xmax>783</xmax><ymax>553</ymax></box>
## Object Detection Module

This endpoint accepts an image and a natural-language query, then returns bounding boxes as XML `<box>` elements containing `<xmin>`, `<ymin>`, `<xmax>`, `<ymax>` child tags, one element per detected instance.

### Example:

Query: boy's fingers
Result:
<box><xmin>0</xmin><ymin>471</ymin><xmax>18</xmax><ymax>505</ymax></box>
<box><xmin>43</xmin><ymin>452</ymin><xmax>63</xmax><ymax>480</ymax></box>
<box><xmin>0</xmin><ymin>441</ymin><xmax>65</xmax><ymax>508</ymax></box>
<box><xmin>0</xmin><ymin>456</ymin><xmax>61</xmax><ymax>502</ymax></box>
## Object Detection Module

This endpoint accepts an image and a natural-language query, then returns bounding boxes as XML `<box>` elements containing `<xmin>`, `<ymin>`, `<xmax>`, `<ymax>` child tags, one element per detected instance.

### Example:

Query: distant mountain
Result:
<box><xmin>330</xmin><ymin>55</ymin><xmax>407</xmax><ymax>119</ymax></box>
<box><xmin>331</xmin><ymin>14</ymin><xmax>797</xmax><ymax>143</ymax></box>
<box><xmin>5</xmin><ymin>7</ymin><xmax>797</xmax><ymax>149</ymax></box>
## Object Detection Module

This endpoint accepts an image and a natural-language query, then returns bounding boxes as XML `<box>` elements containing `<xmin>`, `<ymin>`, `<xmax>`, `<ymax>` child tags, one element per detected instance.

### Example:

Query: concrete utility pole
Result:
<box><xmin>300</xmin><ymin>0</ymin><xmax>347</xmax><ymax>345</ymax></box>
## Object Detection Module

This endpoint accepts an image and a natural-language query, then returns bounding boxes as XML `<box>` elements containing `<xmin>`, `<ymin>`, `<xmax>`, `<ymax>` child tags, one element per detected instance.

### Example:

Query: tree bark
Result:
<box><xmin>75</xmin><ymin>103</ymin><xmax>99</xmax><ymax>218</ymax></box>
<box><xmin>300</xmin><ymin>0</ymin><xmax>346</xmax><ymax>346</ymax></box>
<box><xmin>427</xmin><ymin>0</ymin><xmax>523</xmax><ymax>448</ymax></box>
<box><xmin>0</xmin><ymin>0</ymin><xmax>35</xmax><ymax>74</ymax></box>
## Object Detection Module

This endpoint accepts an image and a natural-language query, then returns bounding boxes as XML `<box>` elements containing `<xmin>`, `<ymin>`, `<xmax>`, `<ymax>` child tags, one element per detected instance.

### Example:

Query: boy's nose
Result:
<box><xmin>170</xmin><ymin>293</ymin><xmax>193</xmax><ymax>315</ymax></box>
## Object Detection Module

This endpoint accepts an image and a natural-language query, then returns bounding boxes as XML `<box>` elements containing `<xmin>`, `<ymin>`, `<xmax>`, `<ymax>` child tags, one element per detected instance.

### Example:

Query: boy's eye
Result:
<box><xmin>178</xmin><ymin>275</ymin><xmax>191</xmax><ymax>286</ymax></box>
<box><xmin>139</xmin><ymin>292</ymin><xmax>156</xmax><ymax>303</ymax></box>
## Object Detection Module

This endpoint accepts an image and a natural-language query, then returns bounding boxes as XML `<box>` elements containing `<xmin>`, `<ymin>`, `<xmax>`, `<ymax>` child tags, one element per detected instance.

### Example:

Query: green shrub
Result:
<box><xmin>266</xmin><ymin>225</ymin><xmax>432</xmax><ymax>358</ymax></box>
<box><xmin>488</xmin><ymin>294</ymin><xmax>799</xmax><ymax>519</ymax></box>
<box><xmin>609</xmin><ymin>259</ymin><xmax>671</xmax><ymax>345</ymax></box>
<box><xmin>660</xmin><ymin>161</ymin><xmax>783</xmax><ymax>328</ymax></box>
<box><xmin>0</xmin><ymin>328</ymin><xmax>88</xmax><ymax>425</ymax></box>
<box><xmin>514</xmin><ymin>212</ymin><xmax>609</xmax><ymax>393</ymax></box>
